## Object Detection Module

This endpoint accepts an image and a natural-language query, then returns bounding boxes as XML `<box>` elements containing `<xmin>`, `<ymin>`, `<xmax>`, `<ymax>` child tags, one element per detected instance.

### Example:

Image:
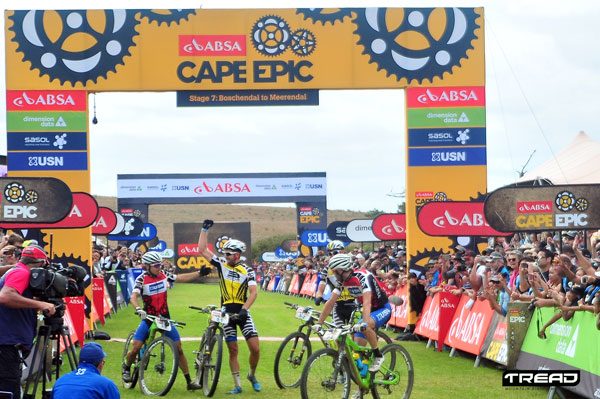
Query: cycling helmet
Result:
<box><xmin>141</xmin><ymin>251</ymin><xmax>162</xmax><ymax>265</ymax></box>
<box><xmin>20</xmin><ymin>245</ymin><xmax>49</xmax><ymax>265</ymax></box>
<box><xmin>223</xmin><ymin>239</ymin><xmax>246</xmax><ymax>253</ymax></box>
<box><xmin>326</xmin><ymin>240</ymin><xmax>345</xmax><ymax>253</ymax></box>
<box><xmin>328</xmin><ymin>254</ymin><xmax>353</xmax><ymax>272</ymax></box>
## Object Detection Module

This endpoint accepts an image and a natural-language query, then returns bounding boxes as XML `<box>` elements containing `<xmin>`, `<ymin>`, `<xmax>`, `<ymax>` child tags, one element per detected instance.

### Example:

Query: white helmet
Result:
<box><xmin>141</xmin><ymin>251</ymin><xmax>162</xmax><ymax>265</ymax></box>
<box><xmin>327</xmin><ymin>240</ymin><xmax>345</xmax><ymax>253</ymax></box>
<box><xmin>223</xmin><ymin>239</ymin><xmax>246</xmax><ymax>253</ymax></box>
<box><xmin>328</xmin><ymin>254</ymin><xmax>353</xmax><ymax>272</ymax></box>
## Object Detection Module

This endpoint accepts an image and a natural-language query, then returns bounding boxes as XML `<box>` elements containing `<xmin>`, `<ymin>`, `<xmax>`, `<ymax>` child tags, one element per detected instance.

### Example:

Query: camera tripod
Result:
<box><xmin>22</xmin><ymin>310</ymin><xmax>78</xmax><ymax>399</ymax></box>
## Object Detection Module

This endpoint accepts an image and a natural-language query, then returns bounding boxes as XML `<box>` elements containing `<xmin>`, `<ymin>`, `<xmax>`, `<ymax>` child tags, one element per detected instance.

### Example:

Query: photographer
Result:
<box><xmin>0</xmin><ymin>245</ymin><xmax>56</xmax><ymax>398</ymax></box>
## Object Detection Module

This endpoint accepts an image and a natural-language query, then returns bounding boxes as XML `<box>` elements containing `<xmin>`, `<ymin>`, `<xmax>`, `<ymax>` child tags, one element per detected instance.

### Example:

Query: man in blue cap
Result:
<box><xmin>52</xmin><ymin>342</ymin><xmax>119</xmax><ymax>398</ymax></box>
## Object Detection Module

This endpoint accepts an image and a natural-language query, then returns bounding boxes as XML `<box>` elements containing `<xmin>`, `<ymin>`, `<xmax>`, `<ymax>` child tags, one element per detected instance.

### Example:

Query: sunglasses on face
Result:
<box><xmin>224</xmin><ymin>252</ymin><xmax>236</xmax><ymax>256</ymax></box>
<box><xmin>151</xmin><ymin>263</ymin><xmax>161</xmax><ymax>268</ymax></box>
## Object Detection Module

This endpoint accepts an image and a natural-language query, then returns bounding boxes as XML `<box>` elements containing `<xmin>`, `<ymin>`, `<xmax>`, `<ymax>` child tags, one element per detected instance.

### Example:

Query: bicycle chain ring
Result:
<box><xmin>251</xmin><ymin>15</ymin><xmax>292</xmax><ymax>56</ymax></box>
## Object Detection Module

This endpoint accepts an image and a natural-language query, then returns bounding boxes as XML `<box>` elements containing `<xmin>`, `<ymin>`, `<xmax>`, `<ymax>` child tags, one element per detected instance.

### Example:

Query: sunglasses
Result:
<box><xmin>224</xmin><ymin>252</ymin><xmax>236</xmax><ymax>256</ymax></box>
<box><xmin>150</xmin><ymin>263</ymin><xmax>161</xmax><ymax>268</ymax></box>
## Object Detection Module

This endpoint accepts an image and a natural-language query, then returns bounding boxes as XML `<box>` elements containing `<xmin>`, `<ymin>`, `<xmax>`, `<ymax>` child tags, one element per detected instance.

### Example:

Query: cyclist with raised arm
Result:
<box><xmin>122</xmin><ymin>251</ymin><xmax>202</xmax><ymax>391</ymax></box>
<box><xmin>313</xmin><ymin>254</ymin><xmax>391</xmax><ymax>372</ymax></box>
<box><xmin>313</xmin><ymin>240</ymin><xmax>357</xmax><ymax>327</ymax></box>
<box><xmin>197</xmin><ymin>219</ymin><xmax>261</xmax><ymax>394</ymax></box>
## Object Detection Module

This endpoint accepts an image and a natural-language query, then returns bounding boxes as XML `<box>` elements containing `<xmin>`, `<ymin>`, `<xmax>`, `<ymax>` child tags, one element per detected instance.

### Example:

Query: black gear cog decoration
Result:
<box><xmin>352</xmin><ymin>7</ymin><xmax>480</xmax><ymax>83</ymax></box>
<box><xmin>137</xmin><ymin>9</ymin><xmax>196</xmax><ymax>26</ymax></box>
<box><xmin>291</xmin><ymin>29</ymin><xmax>317</xmax><ymax>56</ymax></box>
<box><xmin>251</xmin><ymin>15</ymin><xmax>292</xmax><ymax>56</ymax></box>
<box><xmin>296</xmin><ymin>8</ymin><xmax>357</xmax><ymax>25</ymax></box>
<box><xmin>409</xmin><ymin>247</ymin><xmax>449</xmax><ymax>273</ymax></box>
<box><xmin>4</xmin><ymin>182</ymin><xmax>25</xmax><ymax>203</ymax></box>
<box><xmin>8</xmin><ymin>9</ymin><xmax>140</xmax><ymax>85</ymax></box>
<box><xmin>555</xmin><ymin>191</ymin><xmax>575</xmax><ymax>212</ymax></box>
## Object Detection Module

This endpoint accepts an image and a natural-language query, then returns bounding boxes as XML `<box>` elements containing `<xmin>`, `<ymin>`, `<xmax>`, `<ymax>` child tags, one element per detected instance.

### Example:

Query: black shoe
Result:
<box><xmin>187</xmin><ymin>381</ymin><xmax>202</xmax><ymax>390</ymax></box>
<box><xmin>122</xmin><ymin>363</ymin><xmax>131</xmax><ymax>383</ymax></box>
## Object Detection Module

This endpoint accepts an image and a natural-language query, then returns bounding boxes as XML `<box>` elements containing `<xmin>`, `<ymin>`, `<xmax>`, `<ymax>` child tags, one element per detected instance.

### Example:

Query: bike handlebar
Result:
<box><xmin>144</xmin><ymin>313</ymin><xmax>186</xmax><ymax>327</ymax></box>
<box><xmin>189</xmin><ymin>305</ymin><xmax>240</xmax><ymax>320</ymax></box>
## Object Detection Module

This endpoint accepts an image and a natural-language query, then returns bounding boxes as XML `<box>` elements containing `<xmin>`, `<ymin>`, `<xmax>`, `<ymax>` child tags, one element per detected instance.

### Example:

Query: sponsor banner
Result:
<box><xmin>408</xmin><ymin>147</ymin><xmax>486</xmax><ymax>167</ymax></box>
<box><xmin>506</xmin><ymin>302</ymin><xmax>533</xmax><ymax>369</ymax></box>
<box><xmin>177</xmin><ymin>89</ymin><xmax>319</xmax><ymax>106</ymax></box>
<box><xmin>92</xmin><ymin>207</ymin><xmax>118</xmax><ymax>235</ymax></box>
<box><xmin>275</xmin><ymin>247</ymin><xmax>299</xmax><ymax>259</ymax></box>
<box><xmin>346</xmin><ymin>219</ymin><xmax>380</xmax><ymax>243</ymax></box>
<box><xmin>6</xmin><ymin>90</ymin><xmax>87</xmax><ymax>111</ymax></box>
<box><xmin>8</xmin><ymin>151</ymin><xmax>88</xmax><ymax>171</ymax></box>
<box><xmin>115</xmin><ymin>270</ymin><xmax>130</xmax><ymax>304</ymax></box>
<box><xmin>481</xmin><ymin>314</ymin><xmax>508</xmax><ymax>366</ymax></box>
<box><xmin>406</xmin><ymin>86</ymin><xmax>485</xmax><ymax>108</ymax></box>
<box><xmin>107</xmin><ymin>216</ymin><xmax>144</xmax><ymax>239</ymax></box>
<box><xmin>161</xmin><ymin>249</ymin><xmax>175</xmax><ymax>258</ymax></box>
<box><xmin>408</xmin><ymin>127</ymin><xmax>486</xmax><ymax>147</ymax></box>
<box><xmin>414</xmin><ymin>296</ymin><xmax>435</xmax><ymax>338</ymax></box>
<box><xmin>300</xmin><ymin>229</ymin><xmax>329</xmax><ymax>247</ymax></box>
<box><xmin>0</xmin><ymin>177</ymin><xmax>73</xmax><ymax>223</ymax></box>
<box><xmin>327</xmin><ymin>221</ymin><xmax>350</xmax><ymax>242</ymax></box>
<box><xmin>417</xmin><ymin>201</ymin><xmax>510</xmax><ymax>237</ymax></box>
<box><xmin>65</xmin><ymin>296</ymin><xmax>86</xmax><ymax>346</ymax></box>
<box><xmin>149</xmin><ymin>240</ymin><xmax>167</xmax><ymax>252</ymax></box>
<box><xmin>261</xmin><ymin>252</ymin><xmax>287</xmax><ymax>262</ymax></box>
<box><xmin>517</xmin><ymin>307</ymin><xmax>599</xmax><ymax>398</ymax></box>
<box><xmin>7</xmin><ymin>132</ymin><xmax>88</xmax><ymax>151</ymax></box>
<box><xmin>179</xmin><ymin>34</ymin><xmax>246</xmax><ymax>56</ymax></box>
<box><xmin>280</xmin><ymin>239</ymin><xmax>298</xmax><ymax>253</ymax></box>
<box><xmin>108</xmin><ymin>222</ymin><xmax>157</xmax><ymax>241</ymax></box>
<box><xmin>104</xmin><ymin>273</ymin><xmax>119</xmax><ymax>313</ymax></box>
<box><xmin>6</xmin><ymin>111</ymin><xmax>88</xmax><ymax>131</ymax></box>
<box><xmin>117</xmin><ymin>175</ymin><xmax>326</xmax><ymax>198</ymax></box>
<box><xmin>443</xmin><ymin>294</ymin><xmax>496</xmax><ymax>355</ymax></box>
<box><xmin>484</xmin><ymin>184</ymin><xmax>600</xmax><ymax>231</ymax></box>
<box><xmin>372</xmin><ymin>213</ymin><xmax>406</xmax><ymax>240</ymax></box>
<box><xmin>0</xmin><ymin>192</ymin><xmax>98</xmax><ymax>229</ymax></box>
<box><xmin>407</xmin><ymin>107</ymin><xmax>485</xmax><ymax>128</ymax></box>
<box><xmin>297</xmin><ymin>202</ymin><xmax>326</xmax><ymax>227</ymax></box>
<box><xmin>414</xmin><ymin>292</ymin><xmax>459</xmax><ymax>349</ymax></box>
<box><xmin>108</xmin><ymin>213</ymin><xmax>125</xmax><ymax>235</ymax></box>
<box><xmin>92</xmin><ymin>278</ymin><xmax>105</xmax><ymax>325</ymax></box>
<box><xmin>388</xmin><ymin>284</ymin><xmax>409</xmax><ymax>328</ymax></box>
<box><xmin>174</xmin><ymin>222</ymin><xmax>251</xmax><ymax>274</ymax></box>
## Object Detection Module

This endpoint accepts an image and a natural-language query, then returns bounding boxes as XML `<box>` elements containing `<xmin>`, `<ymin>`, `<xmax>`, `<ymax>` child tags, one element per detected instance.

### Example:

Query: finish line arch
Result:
<box><xmin>5</xmin><ymin>7</ymin><xmax>486</xmax><ymax>274</ymax></box>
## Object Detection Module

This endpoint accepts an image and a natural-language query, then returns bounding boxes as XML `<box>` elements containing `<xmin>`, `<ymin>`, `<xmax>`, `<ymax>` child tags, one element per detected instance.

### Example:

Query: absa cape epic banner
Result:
<box><xmin>417</xmin><ymin>201</ymin><xmax>510</xmax><ymax>236</ymax></box>
<box><xmin>414</xmin><ymin>291</ymin><xmax>459</xmax><ymax>351</ymax></box>
<box><xmin>443</xmin><ymin>295</ymin><xmax>496</xmax><ymax>355</ymax></box>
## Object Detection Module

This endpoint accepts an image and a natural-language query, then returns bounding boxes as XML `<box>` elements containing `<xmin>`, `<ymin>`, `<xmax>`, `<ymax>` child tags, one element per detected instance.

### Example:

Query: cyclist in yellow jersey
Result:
<box><xmin>314</xmin><ymin>240</ymin><xmax>358</xmax><ymax>326</ymax></box>
<box><xmin>198</xmin><ymin>220</ymin><xmax>260</xmax><ymax>395</ymax></box>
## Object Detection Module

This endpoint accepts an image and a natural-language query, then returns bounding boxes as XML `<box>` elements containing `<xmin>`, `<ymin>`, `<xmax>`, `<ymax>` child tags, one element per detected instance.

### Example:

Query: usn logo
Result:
<box><xmin>29</xmin><ymin>156</ymin><xmax>63</xmax><ymax>167</ymax></box>
<box><xmin>431</xmin><ymin>151</ymin><xmax>466</xmax><ymax>162</ymax></box>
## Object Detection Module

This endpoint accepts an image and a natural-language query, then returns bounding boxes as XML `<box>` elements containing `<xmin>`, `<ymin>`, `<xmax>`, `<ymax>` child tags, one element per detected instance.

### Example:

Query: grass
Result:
<box><xmin>50</xmin><ymin>283</ymin><xmax>547</xmax><ymax>398</ymax></box>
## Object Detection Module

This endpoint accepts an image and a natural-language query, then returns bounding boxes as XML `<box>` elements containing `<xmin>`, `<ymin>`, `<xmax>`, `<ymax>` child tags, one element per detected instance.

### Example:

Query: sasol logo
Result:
<box><xmin>517</xmin><ymin>201</ymin><xmax>553</xmax><ymax>213</ymax></box>
<box><xmin>12</xmin><ymin>92</ymin><xmax>76</xmax><ymax>107</ymax></box>
<box><xmin>24</xmin><ymin>137</ymin><xmax>50</xmax><ymax>144</ymax></box>
<box><xmin>28</xmin><ymin>156</ymin><xmax>63</xmax><ymax>167</ymax></box>
<box><xmin>417</xmin><ymin>89</ymin><xmax>479</xmax><ymax>104</ymax></box>
<box><xmin>502</xmin><ymin>371</ymin><xmax>579</xmax><ymax>387</ymax></box>
<box><xmin>428</xmin><ymin>133</ymin><xmax>453</xmax><ymax>140</ymax></box>
<box><xmin>431</xmin><ymin>151</ymin><xmax>466</xmax><ymax>162</ymax></box>
<box><xmin>180</xmin><ymin>35</ymin><xmax>246</xmax><ymax>56</ymax></box>
<box><xmin>193</xmin><ymin>182</ymin><xmax>250</xmax><ymax>194</ymax></box>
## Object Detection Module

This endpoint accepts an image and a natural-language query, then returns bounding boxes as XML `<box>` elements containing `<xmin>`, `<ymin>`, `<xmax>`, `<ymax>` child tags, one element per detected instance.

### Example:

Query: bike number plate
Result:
<box><xmin>211</xmin><ymin>310</ymin><xmax>229</xmax><ymax>324</ymax></box>
<box><xmin>322</xmin><ymin>329</ymin><xmax>341</xmax><ymax>341</ymax></box>
<box><xmin>156</xmin><ymin>318</ymin><xmax>172</xmax><ymax>331</ymax></box>
<box><xmin>295</xmin><ymin>307</ymin><xmax>313</xmax><ymax>321</ymax></box>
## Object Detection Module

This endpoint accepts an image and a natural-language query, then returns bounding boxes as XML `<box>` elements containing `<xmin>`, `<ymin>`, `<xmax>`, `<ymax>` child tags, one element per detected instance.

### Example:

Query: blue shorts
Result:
<box><xmin>133</xmin><ymin>319</ymin><xmax>181</xmax><ymax>343</ymax></box>
<box><xmin>355</xmin><ymin>302</ymin><xmax>392</xmax><ymax>340</ymax></box>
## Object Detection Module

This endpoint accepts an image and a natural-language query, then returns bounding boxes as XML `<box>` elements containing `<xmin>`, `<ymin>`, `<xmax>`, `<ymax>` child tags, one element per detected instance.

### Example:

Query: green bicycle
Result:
<box><xmin>299</xmin><ymin>321</ymin><xmax>414</xmax><ymax>399</ymax></box>
<box><xmin>122</xmin><ymin>314</ymin><xmax>185</xmax><ymax>396</ymax></box>
<box><xmin>274</xmin><ymin>302</ymin><xmax>393</xmax><ymax>390</ymax></box>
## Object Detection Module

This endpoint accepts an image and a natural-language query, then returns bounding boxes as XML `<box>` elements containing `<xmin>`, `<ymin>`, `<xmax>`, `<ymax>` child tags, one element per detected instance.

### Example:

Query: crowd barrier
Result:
<box><xmin>261</xmin><ymin>272</ymin><xmax>600</xmax><ymax>397</ymax></box>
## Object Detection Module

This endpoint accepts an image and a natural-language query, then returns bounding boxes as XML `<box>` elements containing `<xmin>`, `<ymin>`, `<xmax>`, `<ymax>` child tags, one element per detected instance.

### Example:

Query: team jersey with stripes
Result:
<box><xmin>210</xmin><ymin>255</ymin><xmax>257</xmax><ymax>310</ymax></box>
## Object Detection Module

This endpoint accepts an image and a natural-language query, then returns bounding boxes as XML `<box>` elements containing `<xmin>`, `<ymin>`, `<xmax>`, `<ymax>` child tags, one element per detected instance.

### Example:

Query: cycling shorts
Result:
<box><xmin>354</xmin><ymin>302</ymin><xmax>392</xmax><ymax>340</ymax></box>
<box><xmin>223</xmin><ymin>310</ymin><xmax>259</xmax><ymax>343</ymax></box>
<box><xmin>133</xmin><ymin>319</ymin><xmax>181</xmax><ymax>343</ymax></box>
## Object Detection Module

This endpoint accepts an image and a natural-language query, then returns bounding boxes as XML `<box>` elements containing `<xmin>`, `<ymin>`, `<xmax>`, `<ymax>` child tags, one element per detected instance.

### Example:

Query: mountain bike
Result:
<box><xmin>189</xmin><ymin>305</ymin><xmax>239</xmax><ymax>397</ymax></box>
<box><xmin>274</xmin><ymin>302</ymin><xmax>393</xmax><ymax>390</ymax></box>
<box><xmin>122</xmin><ymin>314</ymin><xmax>185</xmax><ymax>396</ymax></box>
<box><xmin>300</xmin><ymin>321</ymin><xmax>413</xmax><ymax>399</ymax></box>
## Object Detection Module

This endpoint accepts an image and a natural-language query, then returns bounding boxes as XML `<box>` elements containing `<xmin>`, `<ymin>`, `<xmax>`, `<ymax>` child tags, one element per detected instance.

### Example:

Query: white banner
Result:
<box><xmin>118</xmin><ymin>176</ymin><xmax>326</xmax><ymax>199</ymax></box>
<box><xmin>346</xmin><ymin>219</ymin><xmax>380</xmax><ymax>242</ymax></box>
<box><xmin>261</xmin><ymin>252</ymin><xmax>287</xmax><ymax>262</ymax></box>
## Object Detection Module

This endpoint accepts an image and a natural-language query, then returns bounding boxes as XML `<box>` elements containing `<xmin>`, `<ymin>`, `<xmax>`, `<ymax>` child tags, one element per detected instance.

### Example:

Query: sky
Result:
<box><xmin>1</xmin><ymin>1</ymin><xmax>599</xmax><ymax>212</ymax></box>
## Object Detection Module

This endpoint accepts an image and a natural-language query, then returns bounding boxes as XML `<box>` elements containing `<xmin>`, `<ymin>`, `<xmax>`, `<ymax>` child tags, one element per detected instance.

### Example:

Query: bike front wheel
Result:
<box><xmin>122</xmin><ymin>330</ymin><xmax>139</xmax><ymax>389</ymax></box>
<box><xmin>202</xmin><ymin>331</ymin><xmax>223</xmax><ymax>397</ymax></box>
<box><xmin>139</xmin><ymin>336</ymin><xmax>179</xmax><ymax>396</ymax></box>
<box><xmin>274</xmin><ymin>331</ymin><xmax>312</xmax><ymax>389</ymax></box>
<box><xmin>300</xmin><ymin>348</ymin><xmax>351</xmax><ymax>399</ymax></box>
<box><xmin>371</xmin><ymin>343</ymin><xmax>414</xmax><ymax>399</ymax></box>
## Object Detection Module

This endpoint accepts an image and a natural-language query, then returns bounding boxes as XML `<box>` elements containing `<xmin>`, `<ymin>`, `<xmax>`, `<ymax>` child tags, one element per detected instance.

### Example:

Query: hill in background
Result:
<box><xmin>94</xmin><ymin>196</ymin><xmax>367</xmax><ymax>248</ymax></box>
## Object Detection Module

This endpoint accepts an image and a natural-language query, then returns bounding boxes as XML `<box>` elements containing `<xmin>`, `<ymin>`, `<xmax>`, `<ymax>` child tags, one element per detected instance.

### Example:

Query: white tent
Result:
<box><xmin>517</xmin><ymin>131</ymin><xmax>600</xmax><ymax>185</ymax></box>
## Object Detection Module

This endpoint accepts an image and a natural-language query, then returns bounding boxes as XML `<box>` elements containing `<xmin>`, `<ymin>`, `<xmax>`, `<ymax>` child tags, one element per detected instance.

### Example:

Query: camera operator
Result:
<box><xmin>0</xmin><ymin>245</ymin><xmax>56</xmax><ymax>398</ymax></box>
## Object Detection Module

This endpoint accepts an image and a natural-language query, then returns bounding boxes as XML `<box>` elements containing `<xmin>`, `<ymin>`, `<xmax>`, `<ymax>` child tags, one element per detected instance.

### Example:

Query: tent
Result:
<box><xmin>517</xmin><ymin>131</ymin><xmax>600</xmax><ymax>185</ymax></box>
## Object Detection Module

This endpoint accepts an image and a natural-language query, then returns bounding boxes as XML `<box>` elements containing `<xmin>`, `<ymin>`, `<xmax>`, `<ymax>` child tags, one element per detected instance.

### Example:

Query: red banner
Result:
<box><xmin>388</xmin><ymin>285</ymin><xmax>409</xmax><ymax>328</ymax></box>
<box><xmin>58</xmin><ymin>308</ymin><xmax>78</xmax><ymax>352</ymax></box>
<box><xmin>417</xmin><ymin>201</ymin><xmax>511</xmax><ymax>237</ymax></box>
<box><xmin>444</xmin><ymin>295</ymin><xmax>496</xmax><ymax>355</ymax></box>
<box><xmin>289</xmin><ymin>274</ymin><xmax>299</xmax><ymax>294</ymax></box>
<box><xmin>65</xmin><ymin>296</ymin><xmax>86</xmax><ymax>346</ymax></box>
<box><xmin>414</xmin><ymin>296</ymin><xmax>435</xmax><ymax>338</ymax></box>
<box><xmin>92</xmin><ymin>278</ymin><xmax>105</xmax><ymax>325</ymax></box>
<box><xmin>372</xmin><ymin>213</ymin><xmax>406</xmax><ymax>240</ymax></box>
<box><xmin>406</xmin><ymin>86</ymin><xmax>485</xmax><ymax>108</ymax></box>
<box><xmin>6</xmin><ymin>90</ymin><xmax>87</xmax><ymax>111</ymax></box>
<box><xmin>92</xmin><ymin>207</ymin><xmax>118</xmax><ymax>235</ymax></box>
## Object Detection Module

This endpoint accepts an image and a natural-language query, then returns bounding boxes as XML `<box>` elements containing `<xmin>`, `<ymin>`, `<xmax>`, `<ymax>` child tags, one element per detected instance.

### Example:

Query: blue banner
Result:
<box><xmin>408</xmin><ymin>127</ymin><xmax>486</xmax><ymax>147</ymax></box>
<box><xmin>301</xmin><ymin>229</ymin><xmax>330</xmax><ymax>246</ymax></box>
<box><xmin>149</xmin><ymin>240</ymin><xmax>167</xmax><ymax>252</ymax></box>
<box><xmin>8</xmin><ymin>151</ymin><xmax>88</xmax><ymax>171</ymax></box>
<box><xmin>109</xmin><ymin>223</ymin><xmax>157</xmax><ymax>241</ymax></box>
<box><xmin>116</xmin><ymin>270</ymin><xmax>130</xmax><ymax>303</ymax></box>
<box><xmin>275</xmin><ymin>247</ymin><xmax>299</xmax><ymax>258</ymax></box>
<box><xmin>7</xmin><ymin>131</ymin><xmax>88</xmax><ymax>151</ymax></box>
<box><xmin>177</xmin><ymin>89</ymin><xmax>319</xmax><ymax>107</ymax></box>
<box><xmin>408</xmin><ymin>147</ymin><xmax>487</xmax><ymax>166</ymax></box>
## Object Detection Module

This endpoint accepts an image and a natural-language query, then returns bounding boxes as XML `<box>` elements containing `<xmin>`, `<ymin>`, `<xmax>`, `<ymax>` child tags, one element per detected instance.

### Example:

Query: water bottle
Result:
<box><xmin>352</xmin><ymin>352</ymin><xmax>369</xmax><ymax>377</ymax></box>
